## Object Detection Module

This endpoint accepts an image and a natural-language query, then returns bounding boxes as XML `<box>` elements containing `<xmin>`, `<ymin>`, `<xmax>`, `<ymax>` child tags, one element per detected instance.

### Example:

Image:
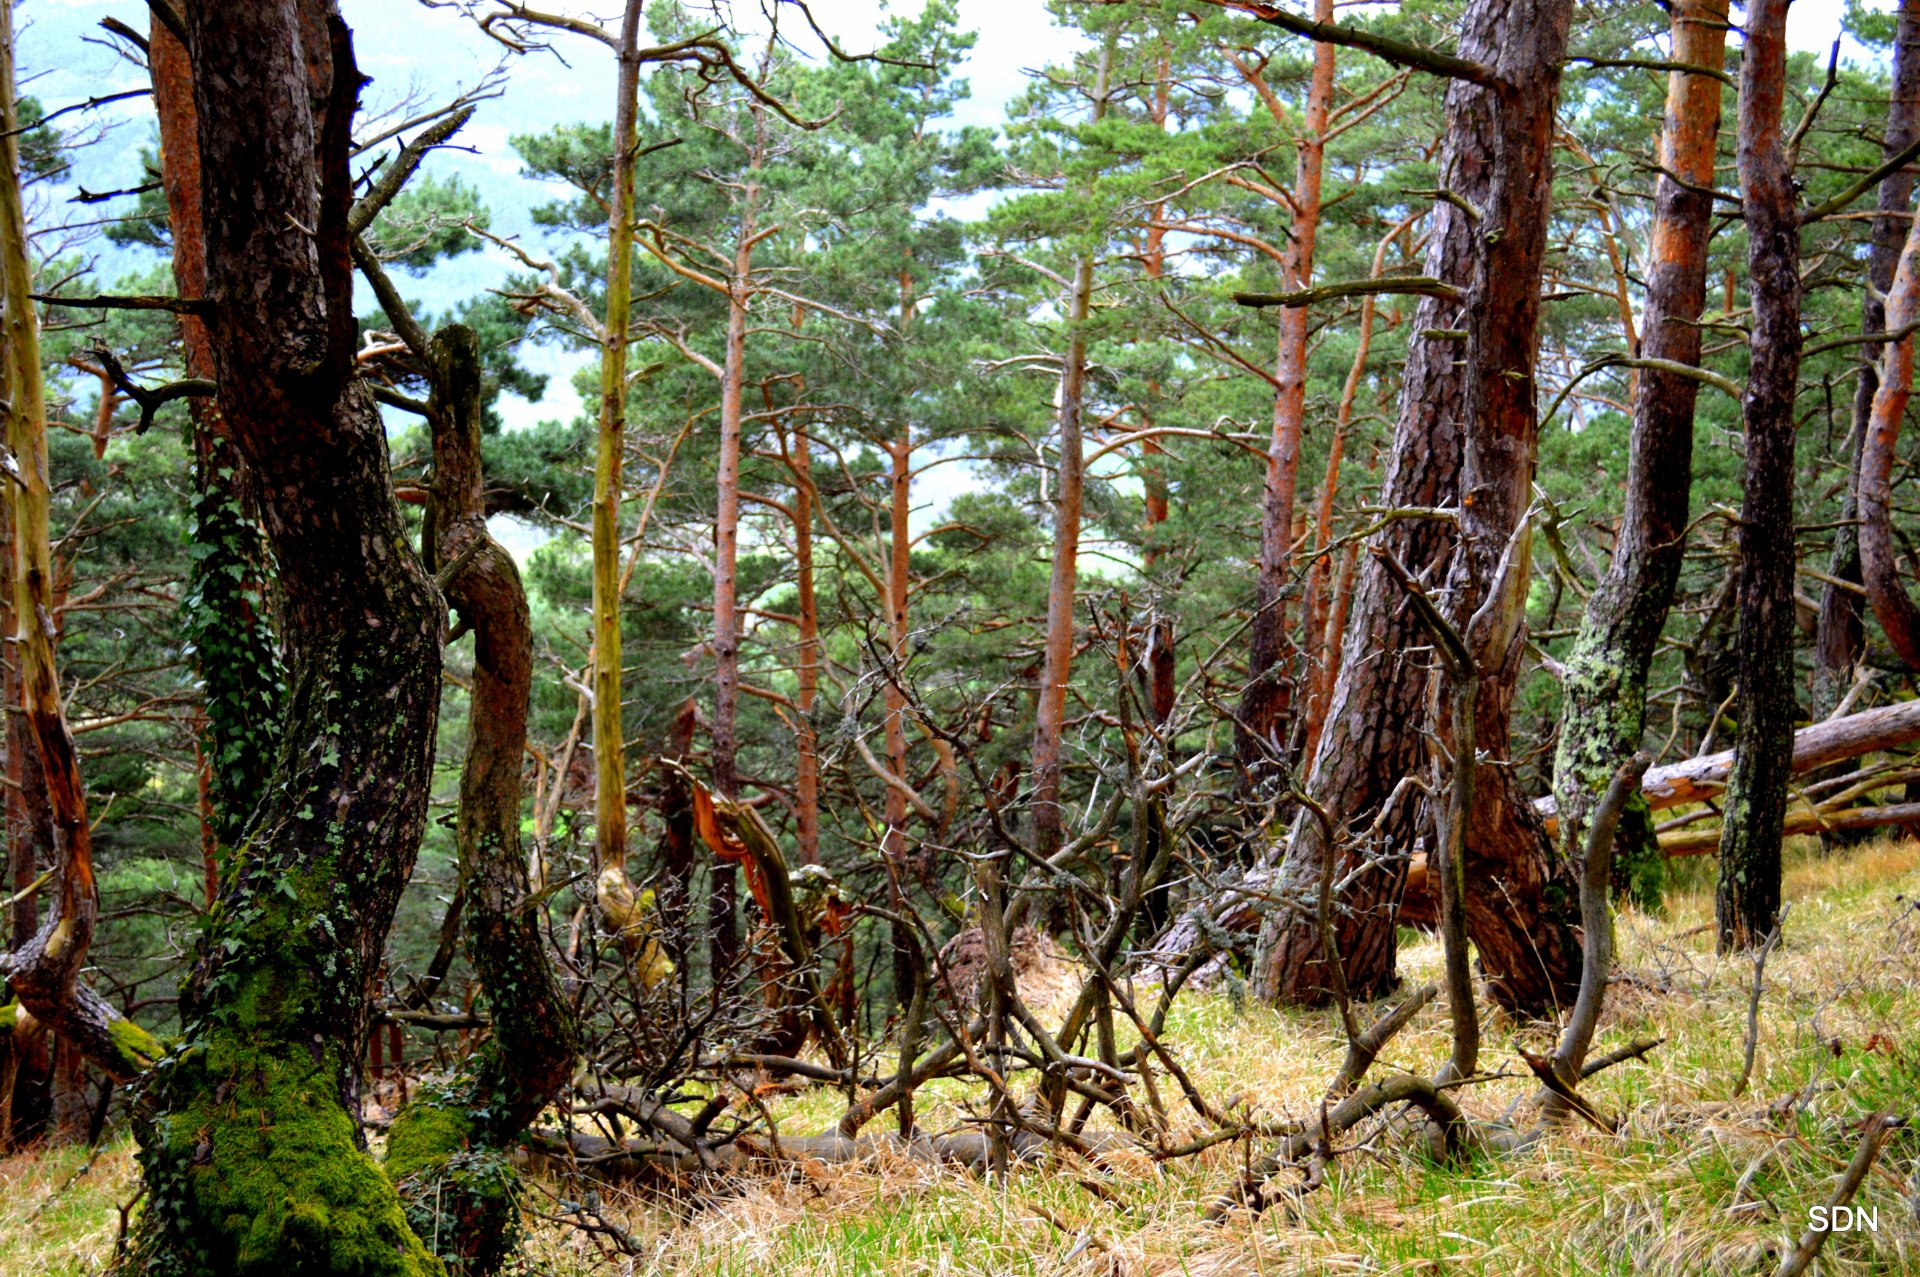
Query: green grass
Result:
<box><xmin>5</xmin><ymin>837</ymin><xmax>1917</xmax><ymax>1275</ymax></box>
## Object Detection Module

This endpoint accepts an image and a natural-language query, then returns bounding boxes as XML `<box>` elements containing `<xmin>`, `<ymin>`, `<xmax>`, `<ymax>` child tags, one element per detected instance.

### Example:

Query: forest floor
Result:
<box><xmin>4</xmin><ymin>837</ymin><xmax>1917</xmax><ymax>1276</ymax></box>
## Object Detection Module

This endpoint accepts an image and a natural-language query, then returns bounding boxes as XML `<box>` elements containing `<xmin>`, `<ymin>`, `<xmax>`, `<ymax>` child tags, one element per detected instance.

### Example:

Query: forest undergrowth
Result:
<box><xmin>5</xmin><ymin>836</ymin><xmax>1916</xmax><ymax>1277</ymax></box>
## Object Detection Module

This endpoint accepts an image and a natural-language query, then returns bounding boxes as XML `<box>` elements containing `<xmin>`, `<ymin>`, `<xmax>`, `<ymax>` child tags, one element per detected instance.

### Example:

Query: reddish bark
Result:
<box><xmin>1236</xmin><ymin>3</ymin><xmax>1334</xmax><ymax>783</ymax></box>
<box><xmin>1253</xmin><ymin>0</ymin><xmax>1578</xmax><ymax>1015</ymax></box>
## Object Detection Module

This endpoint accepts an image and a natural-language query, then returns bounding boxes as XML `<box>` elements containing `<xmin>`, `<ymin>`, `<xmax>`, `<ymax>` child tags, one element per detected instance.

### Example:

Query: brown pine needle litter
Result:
<box><xmin>5</xmin><ymin>837</ymin><xmax>1916</xmax><ymax>1276</ymax></box>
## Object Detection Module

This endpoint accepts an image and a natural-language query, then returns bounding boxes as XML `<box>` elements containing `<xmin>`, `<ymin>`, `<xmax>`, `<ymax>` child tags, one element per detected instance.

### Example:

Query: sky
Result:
<box><xmin>7</xmin><ymin>0</ymin><xmax>1887</xmax><ymax>551</ymax></box>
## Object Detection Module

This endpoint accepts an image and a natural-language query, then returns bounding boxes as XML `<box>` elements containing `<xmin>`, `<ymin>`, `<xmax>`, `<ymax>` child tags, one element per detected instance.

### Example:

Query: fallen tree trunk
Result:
<box><xmin>1659</xmin><ymin>801</ymin><xmax>1920</xmax><ymax>856</ymax></box>
<box><xmin>1538</xmin><ymin>698</ymin><xmax>1920</xmax><ymax>831</ymax></box>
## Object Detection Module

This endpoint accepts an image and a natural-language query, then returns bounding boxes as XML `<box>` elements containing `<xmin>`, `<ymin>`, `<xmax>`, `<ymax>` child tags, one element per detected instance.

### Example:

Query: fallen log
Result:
<box><xmin>1538</xmin><ymin>698</ymin><xmax>1920</xmax><ymax>832</ymax></box>
<box><xmin>1657</xmin><ymin>801</ymin><xmax>1920</xmax><ymax>856</ymax></box>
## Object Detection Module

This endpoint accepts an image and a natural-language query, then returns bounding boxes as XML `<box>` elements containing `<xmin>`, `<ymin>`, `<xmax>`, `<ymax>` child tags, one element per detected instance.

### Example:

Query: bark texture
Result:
<box><xmin>1550</xmin><ymin>0</ymin><xmax>1729</xmax><ymax>909</ymax></box>
<box><xmin>1430</xmin><ymin>0</ymin><xmax>1579</xmax><ymax>1016</ymax></box>
<box><xmin>1253</xmin><ymin>0</ymin><xmax>1578</xmax><ymax>1015</ymax></box>
<box><xmin>1860</xmin><ymin>201</ymin><xmax>1920</xmax><ymax>668</ymax></box>
<box><xmin>130</xmin><ymin>5</ymin><xmax>449</xmax><ymax>1271</ymax></box>
<box><xmin>1716</xmin><ymin>0</ymin><xmax>1804</xmax><ymax>953</ymax></box>
<box><xmin>388</xmin><ymin>327</ymin><xmax>579</xmax><ymax>1275</ymax></box>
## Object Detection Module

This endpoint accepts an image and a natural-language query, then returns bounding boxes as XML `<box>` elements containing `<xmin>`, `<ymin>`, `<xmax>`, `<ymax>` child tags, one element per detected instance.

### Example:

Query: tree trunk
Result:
<box><xmin>0</xmin><ymin>0</ymin><xmax>161</xmax><ymax>1084</ymax></box>
<box><xmin>792</xmin><ymin>424</ymin><xmax>821</xmax><ymax>866</ymax></box>
<box><xmin>1860</xmin><ymin>202</ymin><xmax>1920</xmax><ymax>667</ymax></box>
<box><xmin>1430</xmin><ymin>0</ymin><xmax>1580</xmax><ymax>1017</ymax></box>
<box><xmin>1300</xmin><ymin>218</ymin><xmax>1411</xmax><ymax>765</ymax></box>
<box><xmin>1032</xmin><ymin>45</ymin><xmax>1111</xmax><ymax>862</ymax></box>
<box><xmin>1716</xmin><ymin>0</ymin><xmax>1804</xmax><ymax>953</ymax></box>
<box><xmin>591</xmin><ymin>1</ymin><xmax>644</xmax><ymax>884</ymax></box>
<box><xmin>1140</xmin><ymin>53</ymin><xmax>1176</xmax><ymax>727</ymax></box>
<box><xmin>1251</xmin><ymin>0</ymin><xmax>1573</xmax><ymax>1009</ymax></box>
<box><xmin>387</xmin><ymin>326</ymin><xmax>578</xmax><ymax>1275</ymax></box>
<box><xmin>131</xmin><ymin>6</ymin><xmax>448</xmax><ymax>1269</ymax></box>
<box><xmin>1550</xmin><ymin>0</ymin><xmax>1729</xmax><ymax>910</ymax></box>
<box><xmin>1237</xmin><ymin>4</ymin><xmax>1332</xmax><ymax>786</ymax></box>
<box><xmin>710</xmin><ymin>126</ymin><xmax>762</xmax><ymax>975</ymax></box>
<box><xmin>885</xmin><ymin>328</ymin><xmax>916</xmax><ymax>996</ymax></box>
<box><xmin>1815</xmin><ymin>0</ymin><xmax>1920</xmax><ymax>713</ymax></box>
<box><xmin>154</xmin><ymin>6</ymin><xmax>282</xmax><ymax>861</ymax></box>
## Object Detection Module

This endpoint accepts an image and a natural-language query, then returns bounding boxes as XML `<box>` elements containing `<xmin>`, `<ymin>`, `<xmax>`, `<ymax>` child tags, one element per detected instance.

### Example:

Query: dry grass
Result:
<box><xmin>5</xmin><ymin>837</ymin><xmax>1917</xmax><ymax>1275</ymax></box>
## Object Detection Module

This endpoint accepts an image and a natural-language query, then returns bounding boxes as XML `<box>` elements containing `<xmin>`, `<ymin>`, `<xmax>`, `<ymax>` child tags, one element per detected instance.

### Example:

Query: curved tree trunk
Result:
<box><xmin>1550</xmin><ymin>0</ymin><xmax>1730</xmax><ymax>910</ymax></box>
<box><xmin>0</xmin><ymin>0</ymin><xmax>162</xmax><ymax>1085</ymax></box>
<box><xmin>1860</xmin><ymin>208</ymin><xmax>1920</xmax><ymax>667</ymax></box>
<box><xmin>386</xmin><ymin>326</ymin><xmax>579</xmax><ymax>1275</ymax></box>
<box><xmin>1252</xmin><ymin>0</ymin><xmax>1578</xmax><ymax>1012</ymax></box>
<box><xmin>1716</xmin><ymin>0</ymin><xmax>1805</xmax><ymax>953</ymax></box>
<box><xmin>1815</xmin><ymin>0</ymin><xmax>1920</xmax><ymax>714</ymax></box>
<box><xmin>131</xmin><ymin>6</ymin><xmax>449</xmax><ymax>1270</ymax></box>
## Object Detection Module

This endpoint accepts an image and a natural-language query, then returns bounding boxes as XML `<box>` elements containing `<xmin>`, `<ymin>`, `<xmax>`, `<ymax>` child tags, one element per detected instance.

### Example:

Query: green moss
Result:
<box><xmin>386</xmin><ymin>1083</ymin><xmax>522</xmax><ymax>1277</ymax></box>
<box><xmin>108</xmin><ymin>1011</ymin><xmax>164</xmax><ymax>1073</ymax></box>
<box><xmin>384</xmin><ymin>1091</ymin><xmax>476</xmax><ymax>1183</ymax></box>
<box><xmin>0</xmin><ymin>1000</ymin><xmax>15</xmax><ymax>1031</ymax></box>
<box><xmin>135</xmin><ymin>1034</ymin><xmax>444</xmax><ymax>1276</ymax></box>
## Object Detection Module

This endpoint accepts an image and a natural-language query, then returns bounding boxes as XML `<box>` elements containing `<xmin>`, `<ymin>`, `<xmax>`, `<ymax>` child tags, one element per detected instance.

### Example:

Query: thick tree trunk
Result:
<box><xmin>0</xmin><ymin>0</ymin><xmax>161</xmax><ymax>1084</ymax></box>
<box><xmin>1430</xmin><ymin>0</ymin><xmax>1580</xmax><ymax>1017</ymax></box>
<box><xmin>1550</xmin><ymin>0</ymin><xmax>1729</xmax><ymax>910</ymax></box>
<box><xmin>131</xmin><ymin>6</ymin><xmax>448</xmax><ymax>1270</ymax></box>
<box><xmin>1252</xmin><ymin>0</ymin><xmax>1576</xmax><ymax>1010</ymax></box>
<box><xmin>154</xmin><ymin>8</ymin><xmax>282</xmax><ymax>860</ymax></box>
<box><xmin>1716</xmin><ymin>0</ymin><xmax>1804</xmax><ymax>953</ymax></box>
<box><xmin>1237</xmin><ymin>6</ymin><xmax>1332</xmax><ymax>785</ymax></box>
<box><xmin>1815</xmin><ymin>0</ymin><xmax>1920</xmax><ymax>712</ymax></box>
<box><xmin>387</xmin><ymin>327</ymin><xmax>578</xmax><ymax>1275</ymax></box>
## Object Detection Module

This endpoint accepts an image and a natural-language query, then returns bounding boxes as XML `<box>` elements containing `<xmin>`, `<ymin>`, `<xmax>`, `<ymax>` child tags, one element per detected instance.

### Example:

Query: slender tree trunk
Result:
<box><xmin>1032</xmin><ymin>45</ymin><xmax>1110</xmax><ymax>861</ymax></box>
<box><xmin>883</xmin><ymin>277</ymin><xmax>914</xmax><ymax>898</ymax></box>
<box><xmin>1551</xmin><ymin>0</ymin><xmax>1729</xmax><ymax>910</ymax></box>
<box><xmin>1859</xmin><ymin>189</ymin><xmax>1920</xmax><ymax>663</ymax></box>
<box><xmin>1140</xmin><ymin>53</ymin><xmax>1176</xmax><ymax>727</ymax></box>
<box><xmin>592</xmin><ymin>1</ymin><xmax>645</xmax><ymax>883</ymax></box>
<box><xmin>1816</xmin><ymin>0</ymin><xmax>1920</xmax><ymax>713</ymax></box>
<box><xmin>387</xmin><ymin>326</ymin><xmax>578</xmax><ymax>1275</ymax></box>
<box><xmin>884</xmin><ymin>272</ymin><xmax>918</xmax><ymax>995</ymax></box>
<box><xmin>1237</xmin><ymin>5</ymin><xmax>1333</xmax><ymax>785</ymax></box>
<box><xmin>710</xmin><ymin>126</ymin><xmax>762</xmax><ymax>973</ymax></box>
<box><xmin>792</xmin><ymin>425</ymin><xmax>820</xmax><ymax>866</ymax></box>
<box><xmin>1252</xmin><ymin>0</ymin><xmax>1578</xmax><ymax>1015</ymax></box>
<box><xmin>1300</xmin><ymin>217</ymin><xmax>1412</xmax><ymax>764</ymax></box>
<box><xmin>132</xmin><ymin>6</ymin><xmax>447</xmax><ymax>1268</ymax></box>
<box><xmin>0</xmin><ymin>0</ymin><xmax>161</xmax><ymax>1083</ymax></box>
<box><xmin>1716</xmin><ymin>0</ymin><xmax>1804</xmax><ymax>953</ymax></box>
